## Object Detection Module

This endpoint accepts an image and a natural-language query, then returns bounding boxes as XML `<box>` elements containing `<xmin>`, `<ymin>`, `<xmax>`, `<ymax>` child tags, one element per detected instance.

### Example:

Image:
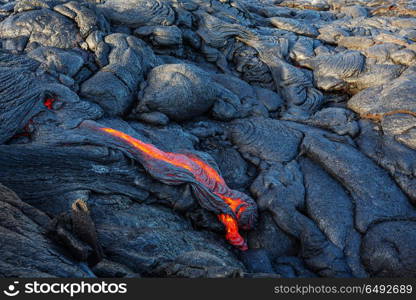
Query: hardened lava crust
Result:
<box><xmin>0</xmin><ymin>0</ymin><xmax>416</xmax><ymax>278</ymax></box>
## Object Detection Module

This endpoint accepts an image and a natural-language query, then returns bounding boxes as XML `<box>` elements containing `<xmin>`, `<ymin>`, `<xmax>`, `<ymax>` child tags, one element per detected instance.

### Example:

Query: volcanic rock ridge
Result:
<box><xmin>0</xmin><ymin>0</ymin><xmax>416</xmax><ymax>278</ymax></box>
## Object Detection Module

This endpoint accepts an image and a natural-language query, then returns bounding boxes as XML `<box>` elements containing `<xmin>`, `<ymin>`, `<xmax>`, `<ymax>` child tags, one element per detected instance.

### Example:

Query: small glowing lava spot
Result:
<box><xmin>91</xmin><ymin>165</ymin><xmax>110</xmax><ymax>174</ymax></box>
<box><xmin>44</xmin><ymin>98</ymin><xmax>56</xmax><ymax>109</ymax></box>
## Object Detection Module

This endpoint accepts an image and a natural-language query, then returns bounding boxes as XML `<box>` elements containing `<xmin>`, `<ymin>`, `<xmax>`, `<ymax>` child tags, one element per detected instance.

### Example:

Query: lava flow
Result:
<box><xmin>44</xmin><ymin>98</ymin><xmax>56</xmax><ymax>109</ymax></box>
<box><xmin>88</xmin><ymin>125</ymin><xmax>258</xmax><ymax>250</ymax></box>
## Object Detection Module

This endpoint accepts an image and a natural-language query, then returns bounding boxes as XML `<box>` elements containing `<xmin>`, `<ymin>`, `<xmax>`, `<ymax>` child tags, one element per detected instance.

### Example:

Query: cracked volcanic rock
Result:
<box><xmin>0</xmin><ymin>0</ymin><xmax>416</xmax><ymax>278</ymax></box>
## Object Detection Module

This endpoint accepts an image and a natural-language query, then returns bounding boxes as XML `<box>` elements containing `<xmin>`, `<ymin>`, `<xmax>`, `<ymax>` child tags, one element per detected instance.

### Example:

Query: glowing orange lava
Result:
<box><xmin>44</xmin><ymin>98</ymin><xmax>56</xmax><ymax>109</ymax></box>
<box><xmin>98</xmin><ymin>127</ymin><xmax>252</xmax><ymax>250</ymax></box>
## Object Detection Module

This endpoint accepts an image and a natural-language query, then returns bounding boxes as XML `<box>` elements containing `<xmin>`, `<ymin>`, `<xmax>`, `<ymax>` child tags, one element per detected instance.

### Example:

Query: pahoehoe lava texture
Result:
<box><xmin>0</xmin><ymin>0</ymin><xmax>416</xmax><ymax>278</ymax></box>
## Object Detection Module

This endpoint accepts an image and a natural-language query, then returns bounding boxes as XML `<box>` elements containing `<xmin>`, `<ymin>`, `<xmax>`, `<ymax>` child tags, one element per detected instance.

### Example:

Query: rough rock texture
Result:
<box><xmin>0</xmin><ymin>9</ymin><xmax>82</xmax><ymax>49</ymax></box>
<box><xmin>0</xmin><ymin>0</ymin><xmax>416</xmax><ymax>278</ymax></box>
<box><xmin>134</xmin><ymin>63</ymin><xmax>242</xmax><ymax>121</ymax></box>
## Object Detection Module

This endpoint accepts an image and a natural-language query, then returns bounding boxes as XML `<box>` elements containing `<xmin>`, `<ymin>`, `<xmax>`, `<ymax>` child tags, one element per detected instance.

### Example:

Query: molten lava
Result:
<box><xmin>90</xmin><ymin>126</ymin><xmax>257</xmax><ymax>250</ymax></box>
<box><xmin>44</xmin><ymin>98</ymin><xmax>56</xmax><ymax>110</ymax></box>
<box><xmin>218</xmin><ymin>214</ymin><xmax>247</xmax><ymax>251</ymax></box>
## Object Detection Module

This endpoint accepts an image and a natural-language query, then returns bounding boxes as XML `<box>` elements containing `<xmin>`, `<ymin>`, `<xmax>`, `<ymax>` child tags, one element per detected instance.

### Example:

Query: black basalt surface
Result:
<box><xmin>0</xmin><ymin>0</ymin><xmax>416</xmax><ymax>278</ymax></box>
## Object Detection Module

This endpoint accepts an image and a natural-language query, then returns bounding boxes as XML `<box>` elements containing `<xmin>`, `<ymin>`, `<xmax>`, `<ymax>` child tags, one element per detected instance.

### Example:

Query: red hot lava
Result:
<box><xmin>89</xmin><ymin>125</ymin><xmax>258</xmax><ymax>250</ymax></box>
<box><xmin>44</xmin><ymin>98</ymin><xmax>56</xmax><ymax>110</ymax></box>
